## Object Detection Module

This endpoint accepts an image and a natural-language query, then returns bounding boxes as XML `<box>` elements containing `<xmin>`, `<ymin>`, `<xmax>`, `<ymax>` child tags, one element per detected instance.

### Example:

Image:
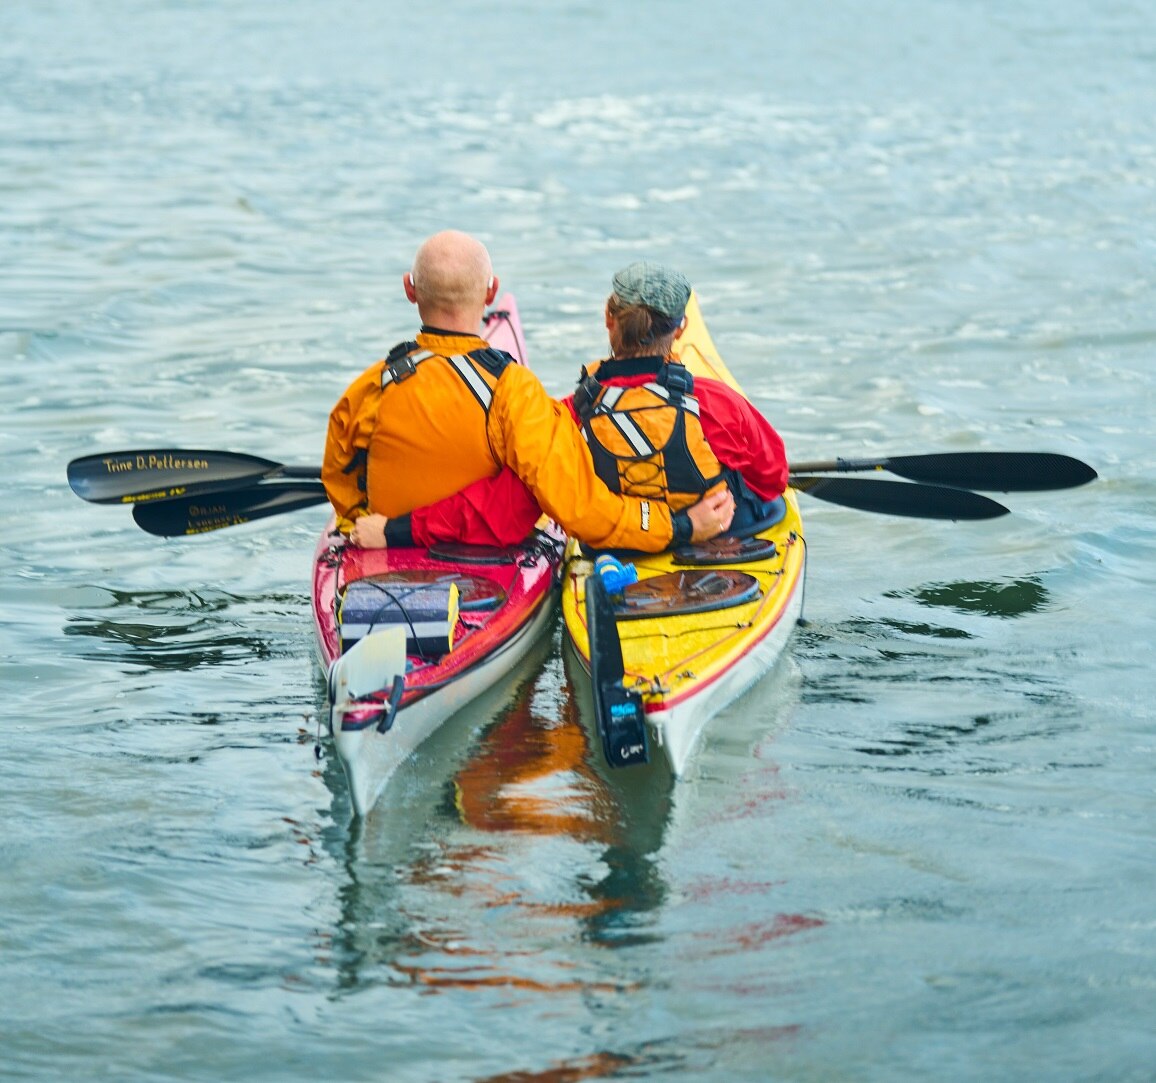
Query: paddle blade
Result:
<box><xmin>131</xmin><ymin>482</ymin><xmax>329</xmax><ymax>536</ymax></box>
<box><xmin>789</xmin><ymin>452</ymin><xmax>1098</xmax><ymax>492</ymax></box>
<box><xmin>790</xmin><ymin>476</ymin><xmax>1010</xmax><ymax>520</ymax></box>
<box><xmin>585</xmin><ymin>575</ymin><xmax>649</xmax><ymax>768</ymax></box>
<box><xmin>883</xmin><ymin>452</ymin><xmax>1098</xmax><ymax>492</ymax></box>
<box><xmin>329</xmin><ymin>627</ymin><xmax>408</xmax><ymax>705</ymax></box>
<box><xmin>67</xmin><ymin>449</ymin><xmax>284</xmax><ymax>504</ymax></box>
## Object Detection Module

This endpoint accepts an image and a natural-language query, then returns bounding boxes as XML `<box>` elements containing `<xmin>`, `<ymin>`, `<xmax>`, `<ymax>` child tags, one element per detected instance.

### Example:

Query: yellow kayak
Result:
<box><xmin>561</xmin><ymin>292</ymin><xmax>807</xmax><ymax>775</ymax></box>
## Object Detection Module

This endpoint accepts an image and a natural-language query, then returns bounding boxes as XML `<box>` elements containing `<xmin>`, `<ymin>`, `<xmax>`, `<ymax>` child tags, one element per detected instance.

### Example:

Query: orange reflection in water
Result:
<box><xmin>474</xmin><ymin>1051</ymin><xmax>636</xmax><ymax>1083</ymax></box>
<box><xmin>375</xmin><ymin>650</ymin><xmax>669</xmax><ymax>995</ymax></box>
<box><xmin>450</xmin><ymin>672</ymin><xmax>616</xmax><ymax>844</ymax></box>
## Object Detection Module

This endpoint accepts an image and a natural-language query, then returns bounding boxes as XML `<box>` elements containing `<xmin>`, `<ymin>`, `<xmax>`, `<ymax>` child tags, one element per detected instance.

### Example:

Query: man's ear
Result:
<box><xmin>485</xmin><ymin>275</ymin><xmax>499</xmax><ymax>304</ymax></box>
<box><xmin>673</xmin><ymin>316</ymin><xmax>688</xmax><ymax>340</ymax></box>
<box><xmin>403</xmin><ymin>273</ymin><xmax>418</xmax><ymax>303</ymax></box>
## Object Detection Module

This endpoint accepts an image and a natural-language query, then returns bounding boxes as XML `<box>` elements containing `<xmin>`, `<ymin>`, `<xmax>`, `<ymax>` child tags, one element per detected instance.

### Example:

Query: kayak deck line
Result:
<box><xmin>571</xmin><ymin>555</ymin><xmax>794</xmax><ymax>690</ymax></box>
<box><xmin>319</xmin><ymin>533</ymin><xmax>560</xmax><ymax>710</ymax></box>
<box><xmin>574</xmin><ymin>534</ymin><xmax>801</xmax><ymax>717</ymax></box>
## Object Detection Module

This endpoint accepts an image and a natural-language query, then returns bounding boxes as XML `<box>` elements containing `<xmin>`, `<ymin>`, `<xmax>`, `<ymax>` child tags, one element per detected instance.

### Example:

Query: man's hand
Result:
<box><xmin>348</xmin><ymin>513</ymin><xmax>389</xmax><ymax>549</ymax></box>
<box><xmin>687</xmin><ymin>488</ymin><xmax>735</xmax><ymax>543</ymax></box>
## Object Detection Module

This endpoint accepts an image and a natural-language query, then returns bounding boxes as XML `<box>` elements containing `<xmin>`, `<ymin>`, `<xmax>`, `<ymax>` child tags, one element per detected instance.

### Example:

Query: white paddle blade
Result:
<box><xmin>328</xmin><ymin>627</ymin><xmax>408</xmax><ymax>706</ymax></box>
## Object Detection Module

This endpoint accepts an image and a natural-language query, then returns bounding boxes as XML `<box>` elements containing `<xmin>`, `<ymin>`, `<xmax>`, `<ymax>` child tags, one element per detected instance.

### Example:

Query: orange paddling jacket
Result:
<box><xmin>322</xmin><ymin>330</ymin><xmax>687</xmax><ymax>551</ymax></box>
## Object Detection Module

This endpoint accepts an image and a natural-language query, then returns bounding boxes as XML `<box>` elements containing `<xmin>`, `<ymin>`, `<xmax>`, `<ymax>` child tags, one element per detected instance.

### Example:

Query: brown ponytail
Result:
<box><xmin>607</xmin><ymin>294</ymin><xmax>679</xmax><ymax>358</ymax></box>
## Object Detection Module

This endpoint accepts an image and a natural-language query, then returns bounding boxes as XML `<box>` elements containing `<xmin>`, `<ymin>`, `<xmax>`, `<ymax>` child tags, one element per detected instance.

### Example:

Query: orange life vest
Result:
<box><xmin>573</xmin><ymin>359</ymin><xmax>728</xmax><ymax>512</ymax></box>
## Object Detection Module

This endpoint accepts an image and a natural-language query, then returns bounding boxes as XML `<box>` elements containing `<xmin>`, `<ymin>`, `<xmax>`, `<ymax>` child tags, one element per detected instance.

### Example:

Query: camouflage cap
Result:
<box><xmin>611</xmin><ymin>261</ymin><xmax>692</xmax><ymax>321</ymax></box>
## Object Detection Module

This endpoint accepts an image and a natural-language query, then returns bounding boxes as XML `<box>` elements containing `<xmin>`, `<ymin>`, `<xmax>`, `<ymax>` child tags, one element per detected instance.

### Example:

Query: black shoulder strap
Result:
<box><xmin>573</xmin><ymin>365</ymin><xmax>605</xmax><ymax>422</ymax></box>
<box><xmin>386</xmin><ymin>340</ymin><xmax>419</xmax><ymax>362</ymax></box>
<box><xmin>380</xmin><ymin>340</ymin><xmax>424</xmax><ymax>387</ymax></box>
<box><xmin>657</xmin><ymin>361</ymin><xmax>694</xmax><ymax>401</ymax></box>
<box><xmin>467</xmin><ymin>347</ymin><xmax>514</xmax><ymax>376</ymax></box>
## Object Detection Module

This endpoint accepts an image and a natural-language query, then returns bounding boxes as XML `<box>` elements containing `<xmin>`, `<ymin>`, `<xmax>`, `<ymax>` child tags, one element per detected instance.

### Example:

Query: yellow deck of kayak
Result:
<box><xmin>561</xmin><ymin>292</ymin><xmax>806</xmax><ymax>773</ymax></box>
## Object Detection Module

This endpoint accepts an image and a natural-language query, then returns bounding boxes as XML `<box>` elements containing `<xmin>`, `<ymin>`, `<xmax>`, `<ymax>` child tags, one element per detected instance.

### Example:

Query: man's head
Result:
<box><xmin>606</xmin><ymin>261</ymin><xmax>691</xmax><ymax>358</ymax></box>
<box><xmin>404</xmin><ymin>230</ymin><xmax>499</xmax><ymax>330</ymax></box>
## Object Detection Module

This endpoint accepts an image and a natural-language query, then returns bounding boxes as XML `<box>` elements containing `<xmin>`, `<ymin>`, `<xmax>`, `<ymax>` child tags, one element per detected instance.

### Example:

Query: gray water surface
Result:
<box><xmin>3</xmin><ymin>2</ymin><xmax>1154</xmax><ymax>1080</ymax></box>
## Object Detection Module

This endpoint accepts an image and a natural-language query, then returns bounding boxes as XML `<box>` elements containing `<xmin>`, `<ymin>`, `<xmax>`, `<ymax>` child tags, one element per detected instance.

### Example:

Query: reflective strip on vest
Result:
<box><xmin>599</xmin><ymin>385</ymin><xmax>626</xmax><ymax>410</ymax></box>
<box><xmin>594</xmin><ymin>380</ymin><xmax>701</xmax><ymax>419</ymax></box>
<box><xmin>606</xmin><ymin>410</ymin><xmax>654</xmax><ymax>457</ymax></box>
<box><xmin>448</xmin><ymin>354</ymin><xmax>496</xmax><ymax>411</ymax></box>
<box><xmin>644</xmin><ymin>381</ymin><xmax>701</xmax><ymax>416</ymax></box>
<box><xmin>587</xmin><ymin>385</ymin><xmax>654</xmax><ymax>455</ymax></box>
<box><xmin>378</xmin><ymin>350</ymin><xmax>495</xmax><ymax>414</ymax></box>
<box><xmin>587</xmin><ymin>381</ymin><xmax>702</xmax><ymax>456</ymax></box>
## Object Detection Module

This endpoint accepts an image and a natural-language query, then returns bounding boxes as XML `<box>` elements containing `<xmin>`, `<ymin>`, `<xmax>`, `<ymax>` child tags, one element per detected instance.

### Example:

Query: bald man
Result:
<box><xmin>322</xmin><ymin>230</ymin><xmax>733</xmax><ymax>552</ymax></box>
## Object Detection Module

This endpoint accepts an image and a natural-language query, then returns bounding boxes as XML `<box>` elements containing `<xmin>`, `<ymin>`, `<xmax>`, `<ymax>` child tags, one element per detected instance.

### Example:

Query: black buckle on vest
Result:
<box><xmin>386</xmin><ymin>354</ymin><xmax>419</xmax><ymax>383</ymax></box>
<box><xmin>658</xmin><ymin>361</ymin><xmax>693</xmax><ymax>399</ymax></box>
<box><xmin>386</xmin><ymin>339</ymin><xmax>419</xmax><ymax>362</ymax></box>
<box><xmin>382</xmin><ymin>340</ymin><xmax>421</xmax><ymax>386</ymax></box>
<box><xmin>468</xmin><ymin>347</ymin><xmax>513</xmax><ymax>376</ymax></box>
<box><xmin>573</xmin><ymin>369</ymin><xmax>603</xmax><ymax>421</ymax></box>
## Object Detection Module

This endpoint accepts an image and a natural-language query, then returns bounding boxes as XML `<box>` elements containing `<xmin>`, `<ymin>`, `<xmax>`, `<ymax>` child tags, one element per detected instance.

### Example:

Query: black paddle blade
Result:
<box><xmin>789</xmin><ymin>452</ymin><xmax>1097</xmax><ymax>492</ymax></box>
<box><xmin>883</xmin><ymin>452</ymin><xmax>1098</xmax><ymax>492</ymax></box>
<box><xmin>67</xmin><ymin>448</ymin><xmax>284</xmax><ymax>504</ymax></box>
<box><xmin>585</xmin><ymin>575</ymin><xmax>648</xmax><ymax>768</ymax></box>
<box><xmin>131</xmin><ymin>482</ymin><xmax>329</xmax><ymax>536</ymax></box>
<box><xmin>790</xmin><ymin>477</ymin><xmax>1010</xmax><ymax>520</ymax></box>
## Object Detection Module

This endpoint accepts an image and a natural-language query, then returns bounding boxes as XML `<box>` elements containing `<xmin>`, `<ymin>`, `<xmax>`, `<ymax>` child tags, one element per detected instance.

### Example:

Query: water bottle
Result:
<box><xmin>594</xmin><ymin>555</ymin><xmax>638</xmax><ymax>596</ymax></box>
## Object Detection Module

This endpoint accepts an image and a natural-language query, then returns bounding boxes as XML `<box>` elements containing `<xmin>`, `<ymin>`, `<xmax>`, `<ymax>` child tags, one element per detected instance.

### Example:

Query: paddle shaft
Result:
<box><xmin>80</xmin><ymin>448</ymin><xmax>1057</xmax><ymax>536</ymax></box>
<box><xmin>129</xmin><ymin>467</ymin><xmax>1012</xmax><ymax>535</ymax></box>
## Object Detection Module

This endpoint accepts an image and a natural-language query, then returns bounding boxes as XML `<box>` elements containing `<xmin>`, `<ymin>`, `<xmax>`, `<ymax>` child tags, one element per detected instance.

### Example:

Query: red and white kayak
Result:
<box><xmin>311</xmin><ymin>296</ymin><xmax>564</xmax><ymax>817</ymax></box>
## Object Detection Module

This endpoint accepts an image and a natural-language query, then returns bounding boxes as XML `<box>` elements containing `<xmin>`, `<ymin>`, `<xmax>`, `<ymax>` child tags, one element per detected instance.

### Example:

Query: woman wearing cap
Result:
<box><xmin>561</xmin><ymin>262</ymin><xmax>789</xmax><ymax>536</ymax></box>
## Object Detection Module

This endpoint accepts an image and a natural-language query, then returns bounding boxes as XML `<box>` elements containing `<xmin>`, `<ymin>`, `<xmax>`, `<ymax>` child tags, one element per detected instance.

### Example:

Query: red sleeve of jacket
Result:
<box><xmin>409</xmin><ymin>468</ymin><xmax>543</xmax><ymax>548</ymax></box>
<box><xmin>691</xmin><ymin>379</ymin><xmax>789</xmax><ymax>501</ymax></box>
